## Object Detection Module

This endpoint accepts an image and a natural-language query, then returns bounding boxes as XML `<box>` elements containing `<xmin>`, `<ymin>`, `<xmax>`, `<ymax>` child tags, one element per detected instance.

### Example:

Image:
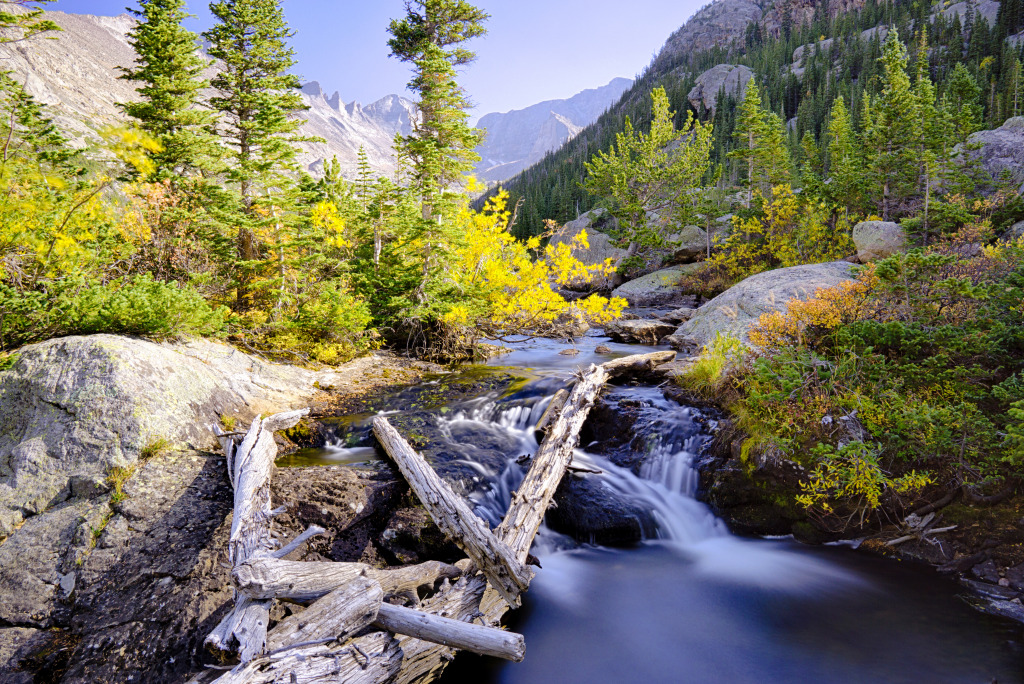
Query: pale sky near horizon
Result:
<box><xmin>53</xmin><ymin>1</ymin><xmax>704</xmax><ymax>122</ymax></box>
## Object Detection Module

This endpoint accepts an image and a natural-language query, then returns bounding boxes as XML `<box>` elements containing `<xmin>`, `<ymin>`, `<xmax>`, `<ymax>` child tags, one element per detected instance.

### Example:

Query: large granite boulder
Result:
<box><xmin>676</xmin><ymin>261</ymin><xmax>856</xmax><ymax>346</ymax></box>
<box><xmin>0</xmin><ymin>335</ymin><xmax>331</xmax><ymax>538</ymax></box>
<box><xmin>549</xmin><ymin>208</ymin><xmax>626</xmax><ymax>290</ymax></box>
<box><xmin>687</xmin><ymin>64</ymin><xmax>753</xmax><ymax>115</ymax></box>
<box><xmin>611</xmin><ymin>264</ymin><xmax>703</xmax><ymax>307</ymax></box>
<box><xmin>853</xmin><ymin>220</ymin><xmax>906</xmax><ymax>262</ymax></box>
<box><xmin>965</xmin><ymin>117</ymin><xmax>1024</xmax><ymax>195</ymax></box>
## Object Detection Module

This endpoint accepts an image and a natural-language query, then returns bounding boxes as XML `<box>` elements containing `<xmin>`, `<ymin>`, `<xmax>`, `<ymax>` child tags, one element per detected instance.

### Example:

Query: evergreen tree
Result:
<box><xmin>729</xmin><ymin>78</ymin><xmax>769</xmax><ymax>208</ymax></box>
<box><xmin>203</xmin><ymin>0</ymin><xmax>311</xmax><ymax>311</ymax></box>
<box><xmin>0</xmin><ymin>1</ymin><xmax>59</xmax><ymax>44</ymax></box>
<box><xmin>584</xmin><ymin>86</ymin><xmax>713</xmax><ymax>262</ymax></box>
<box><xmin>866</xmin><ymin>29</ymin><xmax>918</xmax><ymax>219</ymax></box>
<box><xmin>386</xmin><ymin>0</ymin><xmax>488</xmax><ymax>307</ymax></box>
<box><xmin>119</xmin><ymin>0</ymin><xmax>219</xmax><ymax>179</ymax></box>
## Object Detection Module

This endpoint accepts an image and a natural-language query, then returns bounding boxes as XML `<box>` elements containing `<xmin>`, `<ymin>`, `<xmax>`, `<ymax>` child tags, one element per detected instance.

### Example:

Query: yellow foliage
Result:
<box><xmin>709</xmin><ymin>185</ymin><xmax>855</xmax><ymax>281</ymax></box>
<box><xmin>749</xmin><ymin>265</ymin><xmax>878</xmax><ymax>349</ymax></box>
<box><xmin>442</xmin><ymin>190</ymin><xmax>625</xmax><ymax>332</ymax></box>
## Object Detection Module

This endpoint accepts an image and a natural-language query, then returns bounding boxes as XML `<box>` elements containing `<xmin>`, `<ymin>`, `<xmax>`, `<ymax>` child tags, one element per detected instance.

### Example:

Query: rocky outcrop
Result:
<box><xmin>550</xmin><ymin>208</ymin><xmax>627</xmax><ymax>291</ymax></box>
<box><xmin>611</xmin><ymin>265</ymin><xmax>703</xmax><ymax>307</ymax></box>
<box><xmin>0</xmin><ymin>335</ymin><xmax>337</xmax><ymax>538</ymax></box>
<box><xmin>654</xmin><ymin>0</ymin><xmax>765</xmax><ymax>71</ymax></box>
<box><xmin>936</xmin><ymin>0</ymin><xmax>1001</xmax><ymax>25</ymax></box>
<box><xmin>676</xmin><ymin>261</ymin><xmax>855</xmax><ymax>346</ymax></box>
<box><xmin>687</xmin><ymin>64</ymin><xmax>753</xmax><ymax>115</ymax></box>
<box><xmin>474</xmin><ymin>78</ymin><xmax>632</xmax><ymax>183</ymax></box>
<box><xmin>964</xmin><ymin>116</ymin><xmax>1024</xmax><ymax>195</ymax></box>
<box><xmin>853</xmin><ymin>220</ymin><xmax>906</xmax><ymax>262</ymax></box>
<box><xmin>668</xmin><ymin>225</ymin><xmax>712</xmax><ymax>263</ymax></box>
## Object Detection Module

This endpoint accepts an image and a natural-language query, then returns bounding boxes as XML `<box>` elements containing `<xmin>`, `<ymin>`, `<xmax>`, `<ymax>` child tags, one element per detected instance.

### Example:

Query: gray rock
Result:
<box><xmin>687</xmin><ymin>64</ymin><xmax>753</xmax><ymax>115</ymax></box>
<box><xmin>654</xmin><ymin>0</ymin><xmax>763</xmax><ymax>71</ymax></box>
<box><xmin>1007</xmin><ymin>220</ymin><xmax>1024</xmax><ymax>241</ymax></box>
<box><xmin>611</xmin><ymin>264</ymin><xmax>703</xmax><ymax>307</ymax></box>
<box><xmin>0</xmin><ymin>627</ymin><xmax>46</xmax><ymax>683</ymax></box>
<box><xmin>603</xmin><ymin>320</ymin><xmax>678</xmax><ymax>345</ymax></box>
<box><xmin>964</xmin><ymin>117</ymin><xmax>1024</xmax><ymax>196</ymax></box>
<box><xmin>550</xmin><ymin>208</ymin><xmax>627</xmax><ymax>291</ymax></box>
<box><xmin>853</xmin><ymin>220</ymin><xmax>906</xmax><ymax>262</ymax></box>
<box><xmin>936</xmin><ymin>0</ymin><xmax>1000</xmax><ymax>25</ymax></box>
<box><xmin>661</xmin><ymin>334</ymin><xmax>701</xmax><ymax>354</ymax></box>
<box><xmin>677</xmin><ymin>261</ymin><xmax>856</xmax><ymax>346</ymax></box>
<box><xmin>660</xmin><ymin>307</ymin><xmax>697</xmax><ymax>324</ymax></box>
<box><xmin>668</xmin><ymin>225</ymin><xmax>710</xmax><ymax>263</ymax></box>
<box><xmin>653</xmin><ymin>358</ymin><xmax>699</xmax><ymax>380</ymax></box>
<box><xmin>0</xmin><ymin>335</ymin><xmax>326</xmax><ymax>538</ymax></box>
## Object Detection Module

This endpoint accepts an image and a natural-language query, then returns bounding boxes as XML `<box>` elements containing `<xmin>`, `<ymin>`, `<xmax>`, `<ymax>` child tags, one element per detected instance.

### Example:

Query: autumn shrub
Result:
<box><xmin>708</xmin><ymin>185</ymin><xmax>856</xmax><ymax>282</ymax></box>
<box><xmin>689</xmin><ymin>235</ymin><xmax>1024</xmax><ymax>530</ymax></box>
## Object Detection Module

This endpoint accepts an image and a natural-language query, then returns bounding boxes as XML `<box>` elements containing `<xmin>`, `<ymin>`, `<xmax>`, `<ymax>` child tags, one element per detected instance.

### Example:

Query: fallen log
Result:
<box><xmin>374</xmin><ymin>602</ymin><xmax>525</xmax><ymax>662</ymax></box>
<box><xmin>211</xmin><ymin>630</ymin><xmax>403</xmax><ymax>684</ymax></box>
<box><xmin>373</xmin><ymin>416</ymin><xmax>533</xmax><ymax>608</ymax></box>
<box><xmin>264</xmin><ymin>575</ymin><xmax>382</xmax><ymax>652</ymax></box>
<box><xmin>601</xmin><ymin>350</ymin><xmax>676</xmax><ymax>378</ymax></box>
<box><xmin>233</xmin><ymin>557</ymin><xmax>462</xmax><ymax>603</ymax></box>
<box><xmin>205</xmin><ymin>409</ymin><xmax>309</xmax><ymax>663</ymax></box>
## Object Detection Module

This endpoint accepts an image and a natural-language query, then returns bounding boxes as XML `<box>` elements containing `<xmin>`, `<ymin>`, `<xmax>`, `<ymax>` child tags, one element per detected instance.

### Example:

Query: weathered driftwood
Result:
<box><xmin>212</xmin><ymin>631</ymin><xmax>403</xmax><ymax>684</ymax></box>
<box><xmin>206</xmin><ymin>409</ymin><xmax>309</xmax><ymax>663</ymax></box>
<box><xmin>264</xmin><ymin>576</ymin><xmax>383</xmax><ymax>652</ymax></box>
<box><xmin>233</xmin><ymin>557</ymin><xmax>462</xmax><ymax>603</ymax></box>
<box><xmin>601</xmin><ymin>350</ymin><xmax>676</xmax><ymax>378</ymax></box>
<box><xmin>373</xmin><ymin>416</ymin><xmax>533</xmax><ymax>608</ymax></box>
<box><xmin>375</xmin><ymin>602</ymin><xmax>525</xmax><ymax>662</ymax></box>
<box><xmin>385</xmin><ymin>357</ymin><xmax>620</xmax><ymax>683</ymax></box>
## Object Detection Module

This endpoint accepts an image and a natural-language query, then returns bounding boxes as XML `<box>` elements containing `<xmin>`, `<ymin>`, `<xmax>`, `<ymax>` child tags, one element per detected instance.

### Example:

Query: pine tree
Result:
<box><xmin>584</xmin><ymin>86</ymin><xmax>713</xmax><ymax>261</ymax></box>
<box><xmin>386</xmin><ymin>0</ymin><xmax>488</xmax><ymax>307</ymax></box>
<box><xmin>866</xmin><ymin>29</ymin><xmax>918</xmax><ymax>219</ymax></box>
<box><xmin>203</xmin><ymin>0</ymin><xmax>311</xmax><ymax>311</ymax></box>
<box><xmin>729</xmin><ymin>78</ymin><xmax>769</xmax><ymax>208</ymax></box>
<box><xmin>119</xmin><ymin>0</ymin><xmax>218</xmax><ymax>180</ymax></box>
<box><xmin>0</xmin><ymin>1</ymin><xmax>59</xmax><ymax>44</ymax></box>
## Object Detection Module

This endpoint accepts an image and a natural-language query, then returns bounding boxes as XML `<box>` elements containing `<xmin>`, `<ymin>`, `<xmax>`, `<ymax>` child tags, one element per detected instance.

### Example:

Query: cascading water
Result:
<box><xmin>432</xmin><ymin>336</ymin><xmax>1023</xmax><ymax>684</ymax></box>
<box><xmin>279</xmin><ymin>333</ymin><xmax>1023</xmax><ymax>682</ymax></box>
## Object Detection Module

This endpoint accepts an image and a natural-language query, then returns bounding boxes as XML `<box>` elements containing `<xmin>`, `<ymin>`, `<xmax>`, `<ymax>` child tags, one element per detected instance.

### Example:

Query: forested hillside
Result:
<box><xmin>499</xmin><ymin>0</ymin><xmax>1024</xmax><ymax>237</ymax></box>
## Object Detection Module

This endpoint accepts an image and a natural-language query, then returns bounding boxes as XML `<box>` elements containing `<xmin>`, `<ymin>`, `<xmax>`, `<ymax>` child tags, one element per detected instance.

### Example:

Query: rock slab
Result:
<box><xmin>0</xmin><ymin>335</ymin><xmax>324</xmax><ymax>537</ymax></box>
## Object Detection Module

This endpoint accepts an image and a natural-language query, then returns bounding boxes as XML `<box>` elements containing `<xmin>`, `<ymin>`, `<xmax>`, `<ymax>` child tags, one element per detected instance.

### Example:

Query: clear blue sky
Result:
<box><xmin>52</xmin><ymin>1</ymin><xmax>704</xmax><ymax>120</ymax></box>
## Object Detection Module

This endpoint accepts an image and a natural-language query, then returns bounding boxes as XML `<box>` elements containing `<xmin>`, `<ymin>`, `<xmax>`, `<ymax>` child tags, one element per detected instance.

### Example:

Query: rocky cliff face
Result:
<box><xmin>0</xmin><ymin>10</ymin><xmax>416</xmax><ymax>179</ymax></box>
<box><xmin>474</xmin><ymin>77</ymin><xmax>632</xmax><ymax>183</ymax></box>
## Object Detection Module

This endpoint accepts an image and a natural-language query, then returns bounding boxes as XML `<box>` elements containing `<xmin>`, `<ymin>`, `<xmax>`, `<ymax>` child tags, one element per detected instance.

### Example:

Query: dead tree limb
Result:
<box><xmin>205</xmin><ymin>409</ymin><xmax>309</xmax><ymax>663</ymax></box>
<box><xmin>387</xmin><ymin>358</ymin><xmax>616</xmax><ymax>683</ymax></box>
<box><xmin>374</xmin><ymin>603</ymin><xmax>525</xmax><ymax>662</ymax></box>
<box><xmin>233</xmin><ymin>558</ymin><xmax>462</xmax><ymax>603</ymax></box>
<box><xmin>264</xmin><ymin>576</ymin><xmax>382</xmax><ymax>652</ymax></box>
<box><xmin>373</xmin><ymin>416</ymin><xmax>533</xmax><ymax>607</ymax></box>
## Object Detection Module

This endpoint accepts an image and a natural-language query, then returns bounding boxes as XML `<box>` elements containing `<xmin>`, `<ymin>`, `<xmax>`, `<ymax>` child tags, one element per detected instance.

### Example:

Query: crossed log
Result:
<box><xmin>196</xmin><ymin>351</ymin><xmax>672</xmax><ymax>683</ymax></box>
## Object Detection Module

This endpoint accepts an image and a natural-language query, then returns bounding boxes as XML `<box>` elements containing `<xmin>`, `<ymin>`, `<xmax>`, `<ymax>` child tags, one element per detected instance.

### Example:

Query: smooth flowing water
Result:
<box><xmin>295</xmin><ymin>333</ymin><xmax>1024</xmax><ymax>683</ymax></box>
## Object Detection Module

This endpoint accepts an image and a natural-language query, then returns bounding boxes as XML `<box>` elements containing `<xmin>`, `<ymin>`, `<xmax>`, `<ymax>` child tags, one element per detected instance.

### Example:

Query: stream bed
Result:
<box><xmin>289</xmin><ymin>333</ymin><xmax>1024</xmax><ymax>683</ymax></box>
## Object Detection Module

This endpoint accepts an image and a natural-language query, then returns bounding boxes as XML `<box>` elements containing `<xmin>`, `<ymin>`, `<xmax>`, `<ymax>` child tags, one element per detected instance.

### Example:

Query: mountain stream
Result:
<box><xmin>286</xmin><ymin>334</ymin><xmax>1024</xmax><ymax>683</ymax></box>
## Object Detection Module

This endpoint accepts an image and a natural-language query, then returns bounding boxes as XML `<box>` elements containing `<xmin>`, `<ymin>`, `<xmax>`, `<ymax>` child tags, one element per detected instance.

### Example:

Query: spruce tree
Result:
<box><xmin>729</xmin><ymin>78</ymin><xmax>769</xmax><ymax>208</ymax></box>
<box><xmin>866</xmin><ymin>29</ymin><xmax>917</xmax><ymax>219</ymax></box>
<box><xmin>119</xmin><ymin>0</ymin><xmax>218</xmax><ymax>180</ymax></box>
<box><xmin>203</xmin><ymin>0</ymin><xmax>310</xmax><ymax>311</ymax></box>
<box><xmin>386</xmin><ymin>0</ymin><xmax>488</xmax><ymax>308</ymax></box>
